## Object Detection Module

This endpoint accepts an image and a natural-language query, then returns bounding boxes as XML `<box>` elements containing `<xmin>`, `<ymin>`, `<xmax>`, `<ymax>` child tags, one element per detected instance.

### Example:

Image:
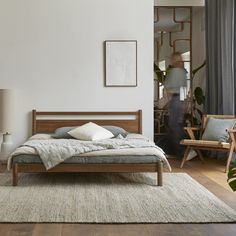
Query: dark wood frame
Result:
<box><xmin>12</xmin><ymin>110</ymin><xmax>163</xmax><ymax>186</ymax></box>
<box><xmin>104</xmin><ymin>40</ymin><xmax>138</xmax><ymax>87</ymax></box>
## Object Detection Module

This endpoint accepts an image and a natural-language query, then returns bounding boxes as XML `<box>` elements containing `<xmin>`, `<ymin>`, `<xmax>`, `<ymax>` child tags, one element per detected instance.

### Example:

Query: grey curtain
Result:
<box><xmin>205</xmin><ymin>0</ymin><xmax>236</xmax><ymax>115</ymax></box>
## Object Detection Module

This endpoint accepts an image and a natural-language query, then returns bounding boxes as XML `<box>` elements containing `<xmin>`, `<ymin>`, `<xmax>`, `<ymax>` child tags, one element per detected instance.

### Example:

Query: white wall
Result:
<box><xmin>0</xmin><ymin>0</ymin><xmax>154</xmax><ymax>148</ymax></box>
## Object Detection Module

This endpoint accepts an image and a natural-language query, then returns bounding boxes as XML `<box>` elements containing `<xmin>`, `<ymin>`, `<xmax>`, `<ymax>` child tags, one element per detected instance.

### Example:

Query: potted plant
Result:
<box><xmin>228</xmin><ymin>164</ymin><xmax>236</xmax><ymax>191</ymax></box>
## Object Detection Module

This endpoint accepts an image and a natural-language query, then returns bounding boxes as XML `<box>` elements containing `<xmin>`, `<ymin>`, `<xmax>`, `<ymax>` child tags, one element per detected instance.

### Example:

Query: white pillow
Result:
<box><xmin>68</xmin><ymin>122</ymin><xmax>114</xmax><ymax>141</ymax></box>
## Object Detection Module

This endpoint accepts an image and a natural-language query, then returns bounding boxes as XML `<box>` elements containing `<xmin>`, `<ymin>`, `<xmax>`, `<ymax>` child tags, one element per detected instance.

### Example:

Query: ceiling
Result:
<box><xmin>154</xmin><ymin>8</ymin><xmax>190</xmax><ymax>31</ymax></box>
<box><xmin>154</xmin><ymin>7</ymin><xmax>204</xmax><ymax>38</ymax></box>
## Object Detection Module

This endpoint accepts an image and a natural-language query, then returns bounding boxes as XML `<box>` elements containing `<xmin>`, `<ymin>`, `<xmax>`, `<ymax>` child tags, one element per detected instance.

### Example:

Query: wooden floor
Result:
<box><xmin>0</xmin><ymin>158</ymin><xmax>236</xmax><ymax>236</ymax></box>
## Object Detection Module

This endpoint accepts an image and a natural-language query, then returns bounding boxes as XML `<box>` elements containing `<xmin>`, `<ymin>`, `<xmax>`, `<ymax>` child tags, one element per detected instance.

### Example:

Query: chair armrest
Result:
<box><xmin>184</xmin><ymin>127</ymin><xmax>201</xmax><ymax>140</ymax></box>
<box><xmin>184</xmin><ymin>127</ymin><xmax>201</xmax><ymax>131</ymax></box>
<box><xmin>227</xmin><ymin>129</ymin><xmax>236</xmax><ymax>143</ymax></box>
<box><xmin>228</xmin><ymin>129</ymin><xmax>236</xmax><ymax>133</ymax></box>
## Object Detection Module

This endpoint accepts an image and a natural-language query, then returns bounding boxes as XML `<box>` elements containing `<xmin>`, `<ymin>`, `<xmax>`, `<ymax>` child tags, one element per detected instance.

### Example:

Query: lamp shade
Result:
<box><xmin>0</xmin><ymin>89</ymin><xmax>15</xmax><ymax>133</ymax></box>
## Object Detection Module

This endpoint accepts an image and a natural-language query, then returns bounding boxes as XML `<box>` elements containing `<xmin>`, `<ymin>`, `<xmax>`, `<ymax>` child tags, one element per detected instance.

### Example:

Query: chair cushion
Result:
<box><xmin>202</xmin><ymin>118</ymin><xmax>236</xmax><ymax>142</ymax></box>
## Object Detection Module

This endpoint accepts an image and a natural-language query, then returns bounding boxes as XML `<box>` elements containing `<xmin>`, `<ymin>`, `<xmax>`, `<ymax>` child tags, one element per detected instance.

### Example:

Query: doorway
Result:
<box><xmin>154</xmin><ymin>6</ymin><xmax>206</xmax><ymax>153</ymax></box>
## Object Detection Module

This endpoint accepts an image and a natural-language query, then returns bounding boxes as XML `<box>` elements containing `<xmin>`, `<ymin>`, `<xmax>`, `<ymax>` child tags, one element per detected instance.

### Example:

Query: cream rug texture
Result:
<box><xmin>0</xmin><ymin>172</ymin><xmax>236</xmax><ymax>223</ymax></box>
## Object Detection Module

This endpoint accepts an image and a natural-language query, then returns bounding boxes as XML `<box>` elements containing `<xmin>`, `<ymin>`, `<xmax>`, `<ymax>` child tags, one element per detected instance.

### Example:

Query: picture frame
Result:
<box><xmin>104</xmin><ymin>40</ymin><xmax>137</xmax><ymax>87</ymax></box>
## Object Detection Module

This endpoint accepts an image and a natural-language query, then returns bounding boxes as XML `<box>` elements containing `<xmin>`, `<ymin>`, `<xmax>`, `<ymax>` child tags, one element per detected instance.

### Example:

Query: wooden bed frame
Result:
<box><xmin>12</xmin><ymin>110</ymin><xmax>163</xmax><ymax>186</ymax></box>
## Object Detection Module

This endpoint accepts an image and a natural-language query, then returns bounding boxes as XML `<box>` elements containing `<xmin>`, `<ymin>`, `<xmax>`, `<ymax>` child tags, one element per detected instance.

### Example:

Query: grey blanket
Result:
<box><xmin>22</xmin><ymin>138</ymin><xmax>164</xmax><ymax>170</ymax></box>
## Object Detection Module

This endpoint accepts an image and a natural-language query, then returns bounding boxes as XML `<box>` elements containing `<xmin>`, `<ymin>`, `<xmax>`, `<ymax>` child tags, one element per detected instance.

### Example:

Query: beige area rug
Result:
<box><xmin>0</xmin><ymin>172</ymin><xmax>236</xmax><ymax>223</ymax></box>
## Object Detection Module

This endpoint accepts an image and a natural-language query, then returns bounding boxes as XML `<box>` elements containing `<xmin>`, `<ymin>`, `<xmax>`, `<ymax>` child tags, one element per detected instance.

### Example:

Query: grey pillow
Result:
<box><xmin>52</xmin><ymin>125</ymin><xmax>128</xmax><ymax>139</ymax></box>
<box><xmin>102</xmin><ymin>126</ymin><xmax>128</xmax><ymax>138</ymax></box>
<box><xmin>52</xmin><ymin>126</ymin><xmax>77</xmax><ymax>139</ymax></box>
<box><xmin>202</xmin><ymin>118</ymin><xmax>236</xmax><ymax>142</ymax></box>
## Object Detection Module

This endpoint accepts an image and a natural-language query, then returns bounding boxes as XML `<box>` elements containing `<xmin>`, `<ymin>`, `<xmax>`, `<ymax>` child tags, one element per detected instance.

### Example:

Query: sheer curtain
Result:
<box><xmin>205</xmin><ymin>0</ymin><xmax>236</xmax><ymax>115</ymax></box>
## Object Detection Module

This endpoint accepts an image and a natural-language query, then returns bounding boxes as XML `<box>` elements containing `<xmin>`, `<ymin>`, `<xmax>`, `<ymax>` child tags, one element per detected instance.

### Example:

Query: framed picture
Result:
<box><xmin>104</xmin><ymin>40</ymin><xmax>137</xmax><ymax>87</ymax></box>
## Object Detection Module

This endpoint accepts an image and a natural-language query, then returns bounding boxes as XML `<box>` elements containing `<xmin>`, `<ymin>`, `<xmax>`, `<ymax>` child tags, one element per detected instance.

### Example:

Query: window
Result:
<box><xmin>158</xmin><ymin>60</ymin><xmax>166</xmax><ymax>98</ymax></box>
<box><xmin>181</xmin><ymin>51</ymin><xmax>191</xmax><ymax>95</ymax></box>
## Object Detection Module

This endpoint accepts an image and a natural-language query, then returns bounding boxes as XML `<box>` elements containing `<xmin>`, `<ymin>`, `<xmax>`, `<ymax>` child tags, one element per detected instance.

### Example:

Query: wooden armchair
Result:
<box><xmin>180</xmin><ymin>115</ymin><xmax>236</xmax><ymax>172</ymax></box>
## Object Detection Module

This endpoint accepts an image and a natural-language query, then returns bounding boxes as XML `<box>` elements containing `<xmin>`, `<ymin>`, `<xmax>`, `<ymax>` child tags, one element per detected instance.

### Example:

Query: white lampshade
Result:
<box><xmin>0</xmin><ymin>89</ymin><xmax>15</xmax><ymax>134</ymax></box>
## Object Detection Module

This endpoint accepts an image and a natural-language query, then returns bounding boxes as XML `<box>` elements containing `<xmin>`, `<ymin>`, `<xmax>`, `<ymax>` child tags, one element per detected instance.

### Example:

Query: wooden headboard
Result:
<box><xmin>32</xmin><ymin>110</ymin><xmax>142</xmax><ymax>135</ymax></box>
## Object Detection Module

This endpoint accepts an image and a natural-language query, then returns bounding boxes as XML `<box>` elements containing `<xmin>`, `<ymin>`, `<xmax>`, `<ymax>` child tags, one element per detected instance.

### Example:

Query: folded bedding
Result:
<box><xmin>8</xmin><ymin>134</ymin><xmax>171</xmax><ymax>171</ymax></box>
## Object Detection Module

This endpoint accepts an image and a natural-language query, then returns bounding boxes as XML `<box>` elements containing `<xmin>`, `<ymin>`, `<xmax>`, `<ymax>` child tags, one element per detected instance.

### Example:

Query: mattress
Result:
<box><xmin>9</xmin><ymin>133</ymin><xmax>171</xmax><ymax>171</ymax></box>
<box><xmin>12</xmin><ymin>154</ymin><xmax>163</xmax><ymax>165</ymax></box>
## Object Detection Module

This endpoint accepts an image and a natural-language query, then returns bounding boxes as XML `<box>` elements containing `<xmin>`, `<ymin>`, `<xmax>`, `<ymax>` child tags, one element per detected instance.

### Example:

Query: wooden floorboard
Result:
<box><xmin>0</xmin><ymin>158</ymin><xmax>236</xmax><ymax>236</ymax></box>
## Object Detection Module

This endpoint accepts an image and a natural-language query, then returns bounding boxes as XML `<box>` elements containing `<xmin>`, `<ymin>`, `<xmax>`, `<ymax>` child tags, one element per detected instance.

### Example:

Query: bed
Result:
<box><xmin>9</xmin><ymin>110</ymin><xmax>170</xmax><ymax>186</ymax></box>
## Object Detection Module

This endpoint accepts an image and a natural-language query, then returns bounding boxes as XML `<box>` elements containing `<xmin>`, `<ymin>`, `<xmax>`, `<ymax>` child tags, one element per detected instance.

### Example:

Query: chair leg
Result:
<box><xmin>196</xmin><ymin>150</ymin><xmax>205</xmax><ymax>163</ymax></box>
<box><xmin>180</xmin><ymin>146</ymin><xmax>191</xmax><ymax>168</ymax></box>
<box><xmin>226</xmin><ymin>144</ymin><xmax>234</xmax><ymax>173</ymax></box>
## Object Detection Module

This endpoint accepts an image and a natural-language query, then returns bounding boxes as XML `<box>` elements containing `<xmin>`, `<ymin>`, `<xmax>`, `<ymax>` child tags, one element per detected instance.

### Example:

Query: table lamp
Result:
<box><xmin>0</xmin><ymin>89</ymin><xmax>15</xmax><ymax>158</ymax></box>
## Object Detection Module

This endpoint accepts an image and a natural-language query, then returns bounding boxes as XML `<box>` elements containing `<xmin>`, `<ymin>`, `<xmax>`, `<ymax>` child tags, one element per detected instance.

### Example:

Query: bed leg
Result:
<box><xmin>157</xmin><ymin>162</ymin><xmax>163</xmax><ymax>186</ymax></box>
<box><xmin>13</xmin><ymin>164</ymin><xmax>18</xmax><ymax>186</ymax></box>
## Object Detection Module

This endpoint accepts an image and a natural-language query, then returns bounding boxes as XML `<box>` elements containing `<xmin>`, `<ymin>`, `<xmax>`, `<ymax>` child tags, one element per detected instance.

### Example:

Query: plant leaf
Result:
<box><xmin>154</xmin><ymin>63</ymin><xmax>165</xmax><ymax>84</ymax></box>
<box><xmin>227</xmin><ymin>166</ymin><xmax>236</xmax><ymax>191</ymax></box>
<box><xmin>228</xmin><ymin>179</ymin><xmax>236</xmax><ymax>192</ymax></box>
<box><xmin>194</xmin><ymin>87</ymin><xmax>205</xmax><ymax>105</ymax></box>
<box><xmin>192</xmin><ymin>60</ymin><xmax>206</xmax><ymax>78</ymax></box>
<box><xmin>228</xmin><ymin>167</ymin><xmax>236</xmax><ymax>179</ymax></box>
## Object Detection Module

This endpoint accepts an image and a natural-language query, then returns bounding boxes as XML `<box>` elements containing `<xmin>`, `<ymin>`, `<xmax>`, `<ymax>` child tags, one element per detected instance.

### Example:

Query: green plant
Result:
<box><xmin>192</xmin><ymin>60</ymin><xmax>206</xmax><ymax>76</ymax></box>
<box><xmin>154</xmin><ymin>63</ymin><xmax>165</xmax><ymax>84</ymax></box>
<box><xmin>227</xmin><ymin>164</ymin><xmax>236</xmax><ymax>191</ymax></box>
<box><xmin>154</xmin><ymin>63</ymin><xmax>171</xmax><ymax>84</ymax></box>
<box><xmin>191</xmin><ymin>60</ymin><xmax>206</xmax><ymax>125</ymax></box>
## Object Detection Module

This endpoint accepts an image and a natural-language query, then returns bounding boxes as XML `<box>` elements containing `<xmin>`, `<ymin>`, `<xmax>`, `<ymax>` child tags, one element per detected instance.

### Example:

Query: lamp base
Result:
<box><xmin>1</xmin><ymin>133</ymin><xmax>13</xmax><ymax>160</ymax></box>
